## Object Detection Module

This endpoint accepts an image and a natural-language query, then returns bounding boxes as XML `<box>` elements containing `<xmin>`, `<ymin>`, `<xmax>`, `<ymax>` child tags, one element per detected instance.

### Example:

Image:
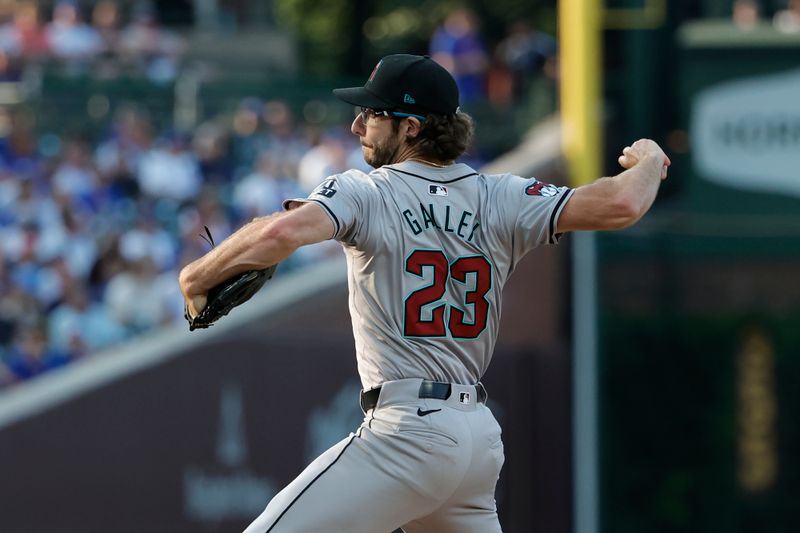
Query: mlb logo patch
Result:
<box><xmin>428</xmin><ymin>185</ymin><xmax>448</xmax><ymax>196</ymax></box>
<box><xmin>459</xmin><ymin>392</ymin><xmax>471</xmax><ymax>404</ymax></box>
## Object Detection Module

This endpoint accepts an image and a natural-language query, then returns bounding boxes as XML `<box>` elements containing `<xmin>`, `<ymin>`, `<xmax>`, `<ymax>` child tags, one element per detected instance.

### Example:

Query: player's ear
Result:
<box><xmin>405</xmin><ymin>117</ymin><xmax>422</xmax><ymax>139</ymax></box>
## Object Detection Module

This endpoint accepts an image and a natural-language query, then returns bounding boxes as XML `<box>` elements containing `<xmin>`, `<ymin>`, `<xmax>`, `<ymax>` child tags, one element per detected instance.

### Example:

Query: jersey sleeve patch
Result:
<box><xmin>525</xmin><ymin>180</ymin><xmax>561</xmax><ymax>197</ymax></box>
<box><xmin>287</xmin><ymin>170</ymin><xmax>373</xmax><ymax>244</ymax></box>
<box><xmin>312</xmin><ymin>178</ymin><xmax>338</xmax><ymax>198</ymax></box>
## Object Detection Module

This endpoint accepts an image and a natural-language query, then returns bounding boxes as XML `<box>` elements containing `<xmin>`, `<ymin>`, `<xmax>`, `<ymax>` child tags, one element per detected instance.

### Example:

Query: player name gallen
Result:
<box><xmin>402</xmin><ymin>203</ymin><xmax>480</xmax><ymax>242</ymax></box>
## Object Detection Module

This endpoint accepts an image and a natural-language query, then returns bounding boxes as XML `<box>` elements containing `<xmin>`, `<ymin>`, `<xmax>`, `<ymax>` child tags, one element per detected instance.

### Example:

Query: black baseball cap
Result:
<box><xmin>333</xmin><ymin>54</ymin><xmax>459</xmax><ymax>116</ymax></box>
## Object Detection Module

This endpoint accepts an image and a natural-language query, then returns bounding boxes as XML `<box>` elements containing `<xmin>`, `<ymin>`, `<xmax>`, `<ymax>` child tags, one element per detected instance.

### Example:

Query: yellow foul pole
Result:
<box><xmin>560</xmin><ymin>2</ymin><xmax>602</xmax><ymax>533</ymax></box>
<box><xmin>560</xmin><ymin>0</ymin><xmax>602</xmax><ymax>186</ymax></box>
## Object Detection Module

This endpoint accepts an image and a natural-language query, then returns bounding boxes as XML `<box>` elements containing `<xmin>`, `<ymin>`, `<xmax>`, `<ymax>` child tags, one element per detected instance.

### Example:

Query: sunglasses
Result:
<box><xmin>357</xmin><ymin>107</ymin><xmax>427</xmax><ymax>122</ymax></box>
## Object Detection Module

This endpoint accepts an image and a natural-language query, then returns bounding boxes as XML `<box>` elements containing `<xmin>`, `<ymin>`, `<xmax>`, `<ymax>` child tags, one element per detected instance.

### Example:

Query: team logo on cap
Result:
<box><xmin>525</xmin><ymin>180</ymin><xmax>559</xmax><ymax>197</ymax></box>
<box><xmin>428</xmin><ymin>185</ymin><xmax>448</xmax><ymax>196</ymax></box>
<box><xmin>368</xmin><ymin>60</ymin><xmax>382</xmax><ymax>82</ymax></box>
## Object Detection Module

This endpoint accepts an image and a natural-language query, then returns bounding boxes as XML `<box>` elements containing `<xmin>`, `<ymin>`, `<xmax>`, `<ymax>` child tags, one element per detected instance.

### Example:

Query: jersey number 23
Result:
<box><xmin>403</xmin><ymin>249</ymin><xmax>492</xmax><ymax>339</ymax></box>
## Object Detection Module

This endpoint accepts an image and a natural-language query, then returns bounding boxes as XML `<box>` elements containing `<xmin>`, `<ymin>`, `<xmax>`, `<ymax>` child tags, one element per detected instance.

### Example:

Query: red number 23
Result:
<box><xmin>404</xmin><ymin>250</ymin><xmax>492</xmax><ymax>339</ymax></box>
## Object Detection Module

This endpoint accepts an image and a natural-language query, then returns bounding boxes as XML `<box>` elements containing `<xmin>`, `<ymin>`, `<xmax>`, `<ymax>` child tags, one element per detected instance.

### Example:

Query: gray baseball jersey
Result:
<box><xmin>286</xmin><ymin>160</ymin><xmax>573</xmax><ymax>390</ymax></box>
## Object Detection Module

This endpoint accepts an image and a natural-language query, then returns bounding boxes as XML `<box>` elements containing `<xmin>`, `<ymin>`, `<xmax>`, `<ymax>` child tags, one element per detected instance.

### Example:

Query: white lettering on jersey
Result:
<box><xmin>401</xmin><ymin>202</ymin><xmax>481</xmax><ymax>242</ymax></box>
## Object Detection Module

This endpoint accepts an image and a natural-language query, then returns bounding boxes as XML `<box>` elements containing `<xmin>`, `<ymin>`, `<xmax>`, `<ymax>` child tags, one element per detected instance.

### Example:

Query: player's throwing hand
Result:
<box><xmin>618</xmin><ymin>138</ymin><xmax>671</xmax><ymax>179</ymax></box>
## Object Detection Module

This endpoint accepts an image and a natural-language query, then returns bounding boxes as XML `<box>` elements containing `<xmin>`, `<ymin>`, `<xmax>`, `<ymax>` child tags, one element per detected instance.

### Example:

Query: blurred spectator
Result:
<box><xmin>430</xmin><ymin>7</ymin><xmax>489</xmax><ymax>104</ymax></box>
<box><xmin>261</xmin><ymin>100</ymin><xmax>310</xmax><ymax>168</ymax></box>
<box><xmin>0</xmin><ymin>48</ymin><xmax>21</xmax><ymax>81</ymax></box>
<box><xmin>774</xmin><ymin>0</ymin><xmax>800</xmax><ymax>32</ymax></box>
<box><xmin>0</xmin><ymin>280</ymin><xmax>39</xmax><ymax>332</ymax></box>
<box><xmin>56</xmin><ymin>206</ymin><xmax>98</xmax><ymax>280</ymax></box>
<box><xmin>0</xmin><ymin>255</ymin><xmax>27</xmax><ymax>345</ymax></box>
<box><xmin>137</xmin><ymin>130</ymin><xmax>201</xmax><ymax>202</ymax></box>
<box><xmin>50</xmin><ymin>137</ymin><xmax>101</xmax><ymax>211</ymax></box>
<box><xmin>192</xmin><ymin>121</ymin><xmax>233</xmax><ymax>185</ymax></box>
<box><xmin>12</xmin><ymin>1</ymin><xmax>50</xmax><ymax>60</ymax></box>
<box><xmin>104</xmin><ymin>256</ymin><xmax>169</xmax><ymax>333</ymax></box>
<box><xmin>178</xmin><ymin>186</ymin><xmax>232</xmax><ymax>247</ymax></box>
<box><xmin>298</xmin><ymin>130</ymin><xmax>349</xmax><ymax>192</ymax></box>
<box><xmin>4</xmin><ymin>326</ymin><xmax>73</xmax><ymax>382</ymax></box>
<box><xmin>48</xmin><ymin>282</ymin><xmax>125</xmax><ymax>355</ymax></box>
<box><xmin>733</xmin><ymin>0</ymin><xmax>762</xmax><ymax>30</ymax></box>
<box><xmin>0</xmin><ymin>6</ymin><xmax>23</xmax><ymax>58</ymax></box>
<box><xmin>117</xmin><ymin>0</ymin><xmax>184</xmax><ymax>83</ymax></box>
<box><xmin>87</xmin><ymin>234</ymin><xmax>126</xmax><ymax>298</ymax></box>
<box><xmin>230</xmin><ymin>97</ymin><xmax>268</xmax><ymax>174</ymax></box>
<box><xmin>4</xmin><ymin>219</ymin><xmax>48</xmax><ymax>265</ymax></box>
<box><xmin>91</xmin><ymin>0</ymin><xmax>123</xmax><ymax>78</ymax></box>
<box><xmin>0</xmin><ymin>110</ymin><xmax>42</xmax><ymax>173</ymax></box>
<box><xmin>234</xmin><ymin>152</ymin><xmax>304</xmax><ymax>219</ymax></box>
<box><xmin>9</xmin><ymin>173</ymin><xmax>62</xmax><ymax>229</ymax></box>
<box><xmin>494</xmin><ymin>21</ymin><xmax>557</xmax><ymax>101</ymax></box>
<box><xmin>0</xmin><ymin>167</ymin><xmax>21</xmax><ymax>220</ymax></box>
<box><xmin>0</xmin><ymin>1</ymin><xmax>30</xmax><ymax>81</ymax></box>
<box><xmin>95</xmin><ymin>105</ymin><xmax>153</xmax><ymax>200</ymax></box>
<box><xmin>9</xmin><ymin>252</ymin><xmax>71</xmax><ymax>310</ymax></box>
<box><xmin>119</xmin><ymin>212</ymin><xmax>177</xmax><ymax>271</ymax></box>
<box><xmin>45</xmin><ymin>0</ymin><xmax>104</xmax><ymax>67</ymax></box>
<box><xmin>92</xmin><ymin>0</ymin><xmax>121</xmax><ymax>53</ymax></box>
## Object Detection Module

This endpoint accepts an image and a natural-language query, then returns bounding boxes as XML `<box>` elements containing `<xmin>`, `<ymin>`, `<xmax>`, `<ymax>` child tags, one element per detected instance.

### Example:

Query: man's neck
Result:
<box><xmin>391</xmin><ymin>145</ymin><xmax>452</xmax><ymax>167</ymax></box>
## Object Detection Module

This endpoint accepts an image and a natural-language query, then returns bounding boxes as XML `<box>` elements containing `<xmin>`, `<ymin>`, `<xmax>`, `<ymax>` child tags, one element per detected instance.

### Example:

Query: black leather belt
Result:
<box><xmin>359</xmin><ymin>380</ymin><xmax>488</xmax><ymax>412</ymax></box>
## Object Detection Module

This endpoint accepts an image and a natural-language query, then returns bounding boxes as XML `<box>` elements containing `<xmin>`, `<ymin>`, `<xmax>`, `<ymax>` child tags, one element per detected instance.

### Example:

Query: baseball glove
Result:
<box><xmin>185</xmin><ymin>265</ymin><xmax>277</xmax><ymax>331</ymax></box>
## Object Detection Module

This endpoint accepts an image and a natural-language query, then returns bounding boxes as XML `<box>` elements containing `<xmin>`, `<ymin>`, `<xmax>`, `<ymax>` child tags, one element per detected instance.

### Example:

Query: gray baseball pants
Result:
<box><xmin>243</xmin><ymin>378</ymin><xmax>504</xmax><ymax>532</ymax></box>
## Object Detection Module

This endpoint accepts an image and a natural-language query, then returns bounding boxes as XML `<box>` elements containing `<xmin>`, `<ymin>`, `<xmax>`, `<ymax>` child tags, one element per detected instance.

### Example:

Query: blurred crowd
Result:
<box><xmin>0</xmin><ymin>0</ymin><xmax>184</xmax><ymax>82</ymax></box>
<box><xmin>429</xmin><ymin>7</ymin><xmax>557</xmax><ymax>110</ymax></box>
<box><xmin>732</xmin><ymin>0</ymin><xmax>800</xmax><ymax>31</ymax></box>
<box><xmin>0</xmin><ymin>98</ymin><xmax>366</xmax><ymax>389</ymax></box>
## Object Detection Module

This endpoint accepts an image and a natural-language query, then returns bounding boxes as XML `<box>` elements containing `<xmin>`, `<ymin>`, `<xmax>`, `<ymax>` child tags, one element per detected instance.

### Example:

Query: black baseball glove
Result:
<box><xmin>185</xmin><ymin>264</ymin><xmax>278</xmax><ymax>331</ymax></box>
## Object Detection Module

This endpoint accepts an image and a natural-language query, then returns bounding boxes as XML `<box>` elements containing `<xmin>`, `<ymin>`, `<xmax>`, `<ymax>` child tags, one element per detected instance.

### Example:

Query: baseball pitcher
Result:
<box><xmin>179</xmin><ymin>54</ymin><xmax>670</xmax><ymax>532</ymax></box>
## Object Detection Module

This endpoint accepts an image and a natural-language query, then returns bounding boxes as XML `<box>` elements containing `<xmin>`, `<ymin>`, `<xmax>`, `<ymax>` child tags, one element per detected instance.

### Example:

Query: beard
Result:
<box><xmin>362</xmin><ymin>131</ymin><xmax>402</xmax><ymax>168</ymax></box>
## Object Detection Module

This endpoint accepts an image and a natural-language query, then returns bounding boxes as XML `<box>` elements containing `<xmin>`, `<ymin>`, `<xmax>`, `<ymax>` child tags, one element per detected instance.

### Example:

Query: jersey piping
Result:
<box><xmin>548</xmin><ymin>190</ymin><xmax>572</xmax><ymax>244</ymax></box>
<box><xmin>389</xmin><ymin>167</ymin><xmax>479</xmax><ymax>184</ymax></box>
<box><xmin>284</xmin><ymin>197</ymin><xmax>342</xmax><ymax>239</ymax></box>
<box><xmin>266</xmin><ymin>433</ymin><xmax>359</xmax><ymax>532</ymax></box>
<box><xmin>307</xmin><ymin>198</ymin><xmax>341</xmax><ymax>238</ymax></box>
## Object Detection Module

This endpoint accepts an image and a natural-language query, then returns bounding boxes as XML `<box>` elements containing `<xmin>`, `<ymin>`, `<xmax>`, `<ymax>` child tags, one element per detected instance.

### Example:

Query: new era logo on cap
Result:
<box><xmin>404</xmin><ymin>93</ymin><xmax>416</xmax><ymax>104</ymax></box>
<box><xmin>428</xmin><ymin>185</ymin><xmax>448</xmax><ymax>196</ymax></box>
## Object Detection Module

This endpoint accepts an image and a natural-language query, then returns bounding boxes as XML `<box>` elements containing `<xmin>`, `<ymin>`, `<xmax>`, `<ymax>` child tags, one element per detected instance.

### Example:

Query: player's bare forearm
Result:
<box><xmin>179</xmin><ymin>202</ymin><xmax>335</xmax><ymax>299</ymax></box>
<box><xmin>558</xmin><ymin>139</ymin><xmax>670</xmax><ymax>232</ymax></box>
<box><xmin>179</xmin><ymin>212</ymin><xmax>291</xmax><ymax>298</ymax></box>
<box><xmin>607</xmin><ymin>153</ymin><xmax>665</xmax><ymax>222</ymax></box>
